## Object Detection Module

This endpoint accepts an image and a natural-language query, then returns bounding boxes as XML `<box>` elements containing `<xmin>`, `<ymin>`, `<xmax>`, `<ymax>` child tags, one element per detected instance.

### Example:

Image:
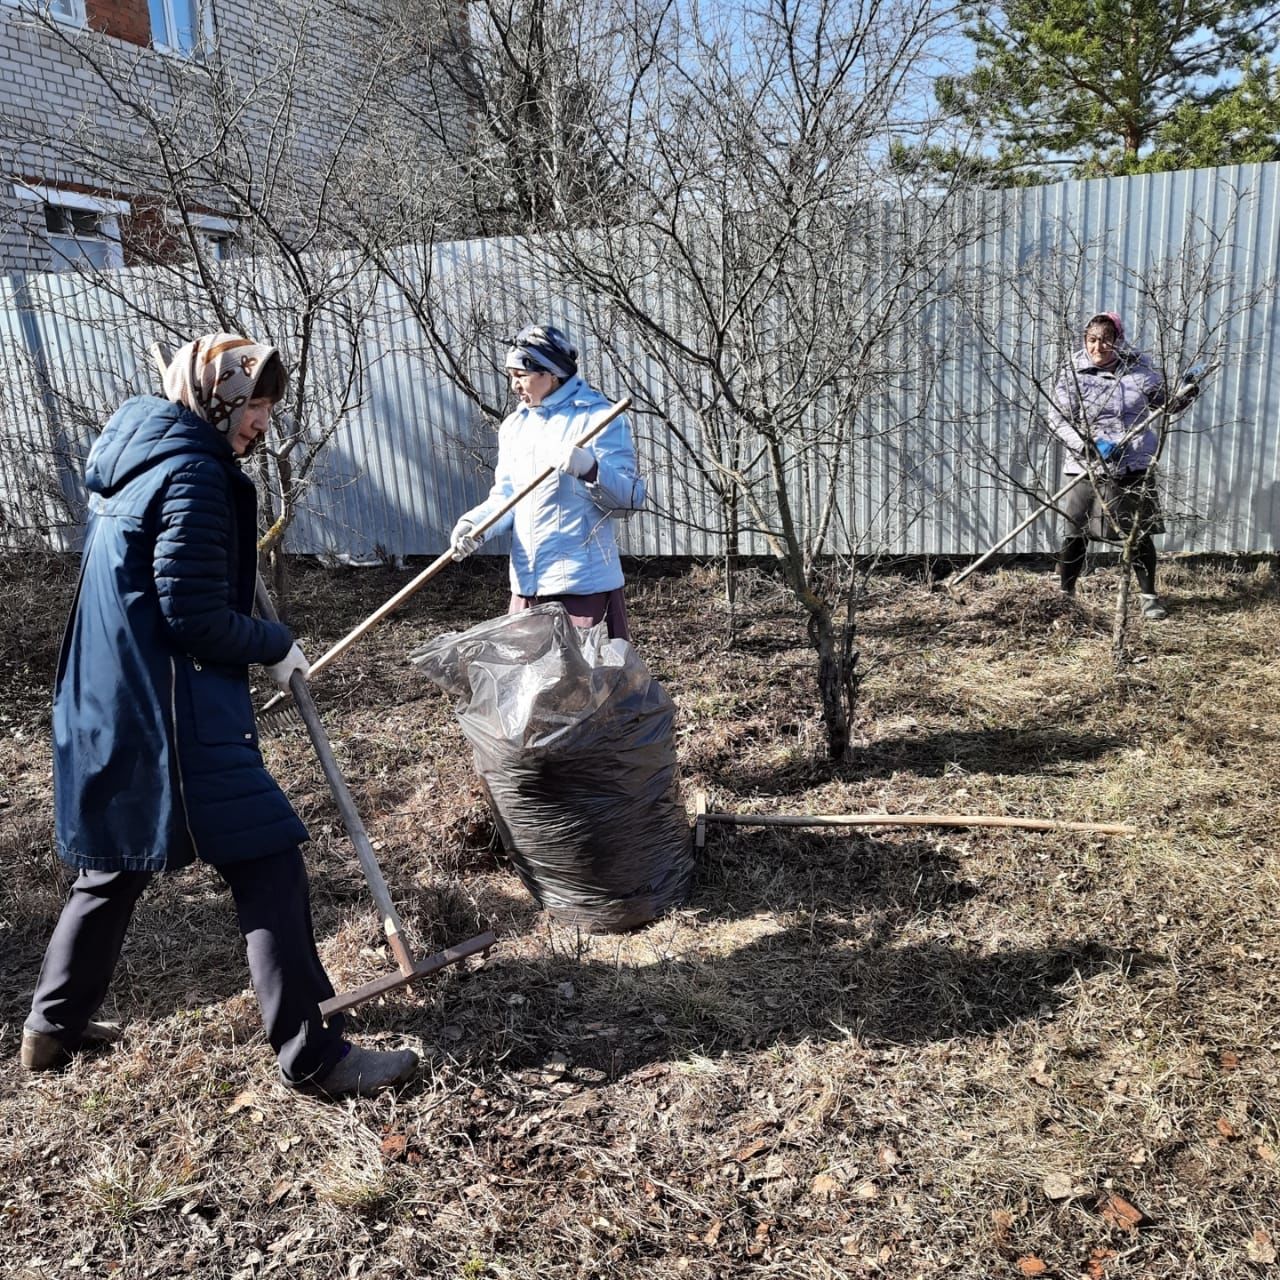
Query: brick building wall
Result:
<box><xmin>85</xmin><ymin>0</ymin><xmax>149</xmax><ymax>47</ymax></box>
<box><xmin>0</xmin><ymin>0</ymin><xmax>467</xmax><ymax>275</ymax></box>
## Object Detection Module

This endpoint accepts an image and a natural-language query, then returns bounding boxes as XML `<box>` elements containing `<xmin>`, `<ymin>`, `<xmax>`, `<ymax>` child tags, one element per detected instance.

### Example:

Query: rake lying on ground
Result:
<box><xmin>691</xmin><ymin>791</ymin><xmax>1137</xmax><ymax>848</ymax></box>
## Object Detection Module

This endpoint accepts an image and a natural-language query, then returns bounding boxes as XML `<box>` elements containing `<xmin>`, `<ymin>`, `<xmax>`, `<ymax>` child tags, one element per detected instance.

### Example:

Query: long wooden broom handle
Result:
<box><xmin>260</xmin><ymin>395</ymin><xmax>633</xmax><ymax>714</ymax></box>
<box><xmin>702</xmin><ymin>811</ymin><xmax>1136</xmax><ymax>835</ymax></box>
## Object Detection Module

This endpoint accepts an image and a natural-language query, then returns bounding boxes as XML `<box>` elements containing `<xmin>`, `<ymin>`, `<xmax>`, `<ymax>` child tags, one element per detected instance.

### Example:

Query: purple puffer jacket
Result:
<box><xmin>1049</xmin><ymin>349</ymin><xmax>1167</xmax><ymax>475</ymax></box>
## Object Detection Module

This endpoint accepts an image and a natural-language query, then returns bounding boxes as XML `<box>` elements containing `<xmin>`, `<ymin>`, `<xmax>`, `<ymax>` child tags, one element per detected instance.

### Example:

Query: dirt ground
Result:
<box><xmin>1</xmin><ymin>553</ymin><xmax>1277</xmax><ymax>1280</ymax></box>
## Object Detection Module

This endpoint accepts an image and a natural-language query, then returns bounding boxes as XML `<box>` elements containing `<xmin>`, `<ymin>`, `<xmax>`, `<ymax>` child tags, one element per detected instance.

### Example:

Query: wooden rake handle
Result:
<box><xmin>260</xmin><ymin>394</ymin><xmax>633</xmax><ymax>715</ymax></box>
<box><xmin>948</xmin><ymin>471</ymin><xmax>1086</xmax><ymax>589</ymax></box>
<box><xmin>701</xmin><ymin>811</ymin><xmax>1136</xmax><ymax>835</ymax></box>
<box><xmin>255</xmin><ymin>585</ymin><xmax>418</xmax><ymax>975</ymax></box>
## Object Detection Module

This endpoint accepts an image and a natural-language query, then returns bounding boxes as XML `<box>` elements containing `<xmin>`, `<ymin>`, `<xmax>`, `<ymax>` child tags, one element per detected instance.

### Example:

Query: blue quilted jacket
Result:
<box><xmin>459</xmin><ymin>377</ymin><xmax>646</xmax><ymax>596</ymax></box>
<box><xmin>53</xmin><ymin>396</ymin><xmax>308</xmax><ymax>871</ymax></box>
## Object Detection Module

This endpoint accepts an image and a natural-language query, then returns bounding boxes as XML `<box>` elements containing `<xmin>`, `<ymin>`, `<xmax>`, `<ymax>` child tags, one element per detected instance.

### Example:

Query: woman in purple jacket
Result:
<box><xmin>1049</xmin><ymin>312</ymin><xmax>1192</xmax><ymax>620</ymax></box>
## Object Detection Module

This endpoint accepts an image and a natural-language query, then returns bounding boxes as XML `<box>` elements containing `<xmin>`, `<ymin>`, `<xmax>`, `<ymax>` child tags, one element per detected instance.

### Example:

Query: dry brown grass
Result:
<box><xmin>2</xmin><ymin>553</ymin><xmax>1279</xmax><ymax>1279</ymax></box>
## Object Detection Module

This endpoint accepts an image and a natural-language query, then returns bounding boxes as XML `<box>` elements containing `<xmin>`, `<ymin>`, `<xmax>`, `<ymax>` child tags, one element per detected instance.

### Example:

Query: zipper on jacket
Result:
<box><xmin>169</xmin><ymin>656</ymin><xmax>202</xmax><ymax>860</ymax></box>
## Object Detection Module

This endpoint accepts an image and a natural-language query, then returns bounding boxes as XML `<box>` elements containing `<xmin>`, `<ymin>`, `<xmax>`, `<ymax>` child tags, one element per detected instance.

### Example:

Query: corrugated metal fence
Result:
<box><xmin>2</xmin><ymin>162</ymin><xmax>1277</xmax><ymax>558</ymax></box>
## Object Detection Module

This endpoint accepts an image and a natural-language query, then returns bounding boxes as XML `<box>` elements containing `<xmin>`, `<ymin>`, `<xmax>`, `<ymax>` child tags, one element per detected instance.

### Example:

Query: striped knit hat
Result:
<box><xmin>505</xmin><ymin>324</ymin><xmax>578</xmax><ymax>380</ymax></box>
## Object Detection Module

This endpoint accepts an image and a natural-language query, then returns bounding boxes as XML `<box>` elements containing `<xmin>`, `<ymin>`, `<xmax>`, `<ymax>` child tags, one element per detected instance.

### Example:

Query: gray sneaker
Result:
<box><xmin>1140</xmin><ymin>594</ymin><xmax>1169</xmax><ymax>620</ymax></box>
<box><xmin>305</xmin><ymin>1043</ymin><xmax>419</xmax><ymax>1099</ymax></box>
<box><xmin>21</xmin><ymin>1020</ymin><xmax>122</xmax><ymax>1071</ymax></box>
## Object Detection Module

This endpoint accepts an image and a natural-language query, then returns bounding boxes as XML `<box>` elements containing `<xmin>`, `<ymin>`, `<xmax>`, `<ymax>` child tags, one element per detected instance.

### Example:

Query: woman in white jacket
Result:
<box><xmin>450</xmin><ymin>325</ymin><xmax>646</xmax><ymax>639</ymax></box>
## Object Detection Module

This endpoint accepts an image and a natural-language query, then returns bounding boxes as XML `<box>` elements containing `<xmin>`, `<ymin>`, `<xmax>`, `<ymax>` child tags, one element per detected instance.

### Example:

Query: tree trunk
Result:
<box><xmin>724</xmin><ymin>488</ymin><xmax>740</xmax><ymax>644</ymax></box>
<box><xmin>269</xmin><ymin>543</ymin><xmax>289</xmax><ymax>618</ymax></box>
<box><xmin>808</xmin><ymin>604</ymin><xmax>851</xmax><ymax>761</ymax></box>
<box><xmin>1112</xmin><ymin>551</ymin><xmax>1133</xmax><ymax>668</ymax></box>
<box><xmin>257</xmin><ymin>460</ymin><xmax>291</xmax><ymax>620</ymax></box>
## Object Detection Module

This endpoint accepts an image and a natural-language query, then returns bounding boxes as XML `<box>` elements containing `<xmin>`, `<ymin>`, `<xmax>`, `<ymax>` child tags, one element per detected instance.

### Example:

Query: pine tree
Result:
<box><xmin>1143</xmin><ymin>57</ymin><xmax>1280</xmax><ymax>169</ymax></box>
<box><xmin>931</xmin><ymin>0</ymin><xmax>1280</xmax><ymax>181</ymax></box>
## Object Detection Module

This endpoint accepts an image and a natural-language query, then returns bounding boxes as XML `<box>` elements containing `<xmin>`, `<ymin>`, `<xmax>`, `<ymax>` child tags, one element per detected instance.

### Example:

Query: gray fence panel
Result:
<box><xmin>2</xmin><ymin>162</ymin><xmax>1278</xmax><ymax>558</ymax></box>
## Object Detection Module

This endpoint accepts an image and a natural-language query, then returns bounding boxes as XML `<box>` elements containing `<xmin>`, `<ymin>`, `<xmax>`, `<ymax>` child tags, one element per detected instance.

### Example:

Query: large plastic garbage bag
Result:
<box><xmin>411</xmin><ymin>604</ymin><xmax>693</xmax><ymax>931</ymax></box>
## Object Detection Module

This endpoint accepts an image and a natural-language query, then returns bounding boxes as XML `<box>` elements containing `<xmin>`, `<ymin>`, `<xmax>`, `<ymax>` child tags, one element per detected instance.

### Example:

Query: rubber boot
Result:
<box><xmin>302</xmin><ymin>1043</ymin><xmax>419</xmax><ymax>1098</ymax></box>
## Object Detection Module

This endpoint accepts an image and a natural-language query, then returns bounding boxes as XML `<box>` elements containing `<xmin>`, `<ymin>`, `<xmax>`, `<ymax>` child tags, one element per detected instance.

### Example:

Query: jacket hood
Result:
<box><xmin>536</xmin><ymin>375</ymin><xmax>609</xmax><ymax>414</ymax></box>
<box><xmin>85</xmin><ymin>395</ymin><xmax>232</xmax><ymax>498</ymax></box>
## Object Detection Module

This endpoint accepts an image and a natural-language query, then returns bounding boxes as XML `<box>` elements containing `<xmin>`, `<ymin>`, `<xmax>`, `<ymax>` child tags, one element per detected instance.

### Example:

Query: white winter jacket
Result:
<box><xmin>460</xmin><ymin>376</ymin><xmax>646</xmax><ymax>596</ymax></box>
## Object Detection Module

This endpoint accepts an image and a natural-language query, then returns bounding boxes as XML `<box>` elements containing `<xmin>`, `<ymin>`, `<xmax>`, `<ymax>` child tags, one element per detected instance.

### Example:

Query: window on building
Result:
<box><xmin>13</xmin><ymin>183</ymin><xmax>129</xmax><ymax>271</ymax></box>
<box><xmin>148</xmin><ymin>0</ymin><xmax>208</xmax><ymax>55</ymax></box>
<box><xmin>166</xmin><ymin>209</ymin><xmax>238</xmax><ymax>261</ymax></box>
<box><xmin>202</xmin><ymin>230</ymin><xmax>232</xmax><ymax>260</ymax></box>
<box><xmin>0</xmin><ymin>0</ymin><xmax>85</xmax><ymax>24</ymax></box>
<box><xmin>43</xmin><ymin>203</ymin><xmax>124</xmax><ymax>270</ymax></box>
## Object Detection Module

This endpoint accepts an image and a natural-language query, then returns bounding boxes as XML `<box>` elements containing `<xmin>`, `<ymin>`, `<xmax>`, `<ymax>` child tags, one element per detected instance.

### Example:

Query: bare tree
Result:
<box><xmin>387</xmin><ymin>0</ymin><xmax>639</xmax><ymax>235</ymax></box>
<box><xmin>543</xmin><ymin>0</ymin><xmax>974</xmax><ymax>758</ymax></box>
<box><xmin>361</xmin><ymin>0</ymin><xmax>974</xmax><ymax>760</ymax></box>
<box><xmin>0</xmin><ymin>0</ymin><xmax>454</xmax><ymax>594</ymax></box>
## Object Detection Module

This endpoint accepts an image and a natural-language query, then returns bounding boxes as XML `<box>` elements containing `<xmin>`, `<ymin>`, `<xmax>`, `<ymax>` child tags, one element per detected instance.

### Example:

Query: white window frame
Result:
<box><xmin>165</xmin><ymin>209</ymin><xmax>239</xmax><ymax>260</ymax></box>
<box><xmin>12</xmin><ymin>182</ymin><xmax>130</xmax><ymax>271</ymax></box>
<box><xmin>0</xmin><ymin>0</ymin><xmax>86</xmax><ymax>28</ymax></box>
<box><xmin>149</xmin><ymin>0</ymin><xmax>215</xmax><ymax>58</ymax></box>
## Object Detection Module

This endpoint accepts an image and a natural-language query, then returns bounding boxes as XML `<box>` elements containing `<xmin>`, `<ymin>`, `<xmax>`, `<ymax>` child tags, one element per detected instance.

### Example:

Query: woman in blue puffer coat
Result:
<box><xmin>449</xmin><ymin>324</ymin><xmax>646</xmax><ymax>639</ymax></box>
<box><xmin>21</xmin><ymin>333</ymin><xmax>415</xmax><ymax>1097</ymax></box>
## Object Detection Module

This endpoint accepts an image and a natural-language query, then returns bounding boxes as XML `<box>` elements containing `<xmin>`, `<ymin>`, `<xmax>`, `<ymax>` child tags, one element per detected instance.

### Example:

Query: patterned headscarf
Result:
<box><xmin>161</xmin><ymin>332</ymin><xmax>285</xmax><ymax>438</ymax></box>
<box><xmin>505</xmin><ymin>324</ymin><xmax>578</xmax><ymax>380</ymax></box>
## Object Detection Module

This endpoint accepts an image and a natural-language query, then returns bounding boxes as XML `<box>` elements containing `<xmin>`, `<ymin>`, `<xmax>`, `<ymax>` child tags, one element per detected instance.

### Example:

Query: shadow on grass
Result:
<box><xmin>2</xmin><ymin>824</ymin><xmax>1146</xmax><ymax>1085</ymax></box>
<box><xmin>0</xmin><ymin>859</ymin><xmax>534</xmax><ymax>1035</ymax></box>
<box><xmin>1158</xmin><ymin>583</ymin><xmax>1280</xmax><ymax>620</ymax></box>
<box><xmin>856</xmin><ymin>725</ymin><xmax>1126</xmax><ymax>779</ymax></box>
<box><xmin>703</xmin><ymin>725</ymin><xmax>1127</xmax><ymax>793</ymax></box>
<box><xmin>724</xmin><ymin>629</ymin><xmax>807</xmax><ymax>657</ymax></box>
<box><xmin>405</xmin><ymin>830</ymin><xmax>1161</xmax><ymax>1080</ymax></box>
<box><xmin>442</xmin><ymin>930</ymin><xmax>1150</xmax><ymax>1080</ymax></box>
<box><xmin>690</xmin><ymin>830</ymin><xmax>981</xmax><ymax>924</ymax></box>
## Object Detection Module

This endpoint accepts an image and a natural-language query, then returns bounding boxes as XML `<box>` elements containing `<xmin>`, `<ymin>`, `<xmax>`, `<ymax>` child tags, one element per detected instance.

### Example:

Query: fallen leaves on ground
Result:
<box><xmin>1097</xmin><ymin>1193</ymin><xmax>1146</xmax><ymax>1232</ymax></box>
<box><xmin>1246</xmin><ymin>1229</ymin><xmax>1277</xmax><ymax>1264</ymax></box>
<box><xmin>1084</xmin><ymin>1246</ymin><xmax>1117</xmax><ymax>1278</ymax></box>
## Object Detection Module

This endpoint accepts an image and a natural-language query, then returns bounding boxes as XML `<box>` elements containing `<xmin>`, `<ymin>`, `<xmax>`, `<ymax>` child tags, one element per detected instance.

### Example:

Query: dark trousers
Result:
<box><xmin>26</xmin><ymin>847</ymin><xmax>345</xmax><ymax>1084</ymax></box>
<box><xmin>1059</xmin><ymin>473</ymin><xmax>1157</xmax><ymax>596</ymax></box>
<box><xmin>508</xmin><ymin>587</ymin><xmax>631</xmax><ymax>641</ymax></box>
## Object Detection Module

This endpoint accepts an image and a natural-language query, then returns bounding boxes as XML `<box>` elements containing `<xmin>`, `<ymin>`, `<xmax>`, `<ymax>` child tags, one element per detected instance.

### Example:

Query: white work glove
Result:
<box><xmin>266</xmin><ymin>642</ymin><xmax>310</xmax><ymax>689</ymax></box>
<box><xmin>450</xmin><ymin>517</ymin><xmax>483</xmax><ymax>561</ymax></box>
<box><xmin>556</xmin><ymin>443</ymin><xmax>596</xmax><ymax>479</ymax></box>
